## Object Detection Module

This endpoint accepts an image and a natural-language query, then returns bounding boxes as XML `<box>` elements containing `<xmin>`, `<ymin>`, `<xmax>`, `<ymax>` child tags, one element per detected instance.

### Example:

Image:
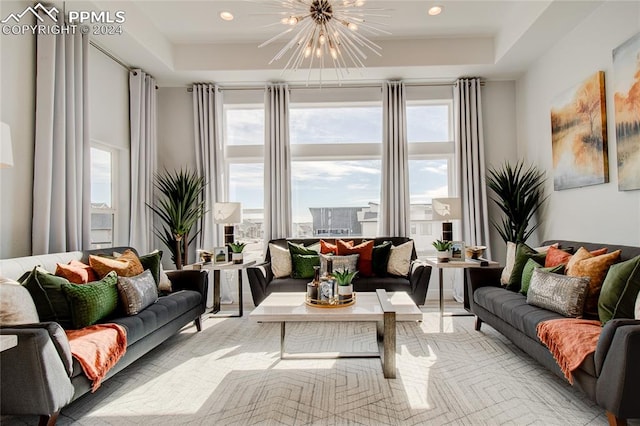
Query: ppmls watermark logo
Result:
<box><xmin>2</xmin><ymin>3</ymin><xmax>125</xmax><ymax>36</ymax></box>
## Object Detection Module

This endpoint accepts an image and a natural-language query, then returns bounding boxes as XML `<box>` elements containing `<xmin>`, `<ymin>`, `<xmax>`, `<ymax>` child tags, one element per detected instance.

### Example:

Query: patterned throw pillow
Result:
<box><xmin>291</xmin><ymin>254</ymin><xmax>320</xmax><ymax>279</ymax></box>
<box><xmin>320</xmin><ymin>254</ymin><xmax>359</xmax><ymax>276</ymax></box>
<box><xmin>527</xmin><ymin>269</ymin><xmax>589</xmax><ymax>318</ymax></box>
<box><xmin>89</xmin><ymin>249</ymin><xmax>144</xmax><ymax>279</ymax></box>
<box><xmin>337</xmin><ymin>240</ymin><xmax>374</xmax><ymax>276</ymax></box>
<box><xmin>55</xmin><ymin>260</ymin><xmax>98</xmax><ymax>284</ymax></box>
<box><xmin>20</xmin><ymin>267</ymin><xmax>73</xmax><ymax>328</ymax></box>
<box><xmin>567</xmin><ymin>248</ymin><xmax>621</xmax><ymax>317</ymax></box>
<box><xmin>520</xmin><ymin>258</ymin><xmax>565</xmax><ymax>296</ymax></box>
<box><xmin>598</xmin><ymin>255</ymin><xmax>640</xmax><ymax>324</ymax></box>
<box><xmin>0</xmin><ymin>277</ymin><xmax>39</xmax><ymax>325</ymax></box>
<box><xmin>62</xmin><ymin>271</ymin><xmax>118</xmax><ymax>329</ymax></box>
<box><xmin>387</xmin><ymin>240</ymin><xmax>414</xmax><ymax>277</ymax></box>
<box><xmin>269</xmin><ymin>243</ymin><xmax>292</xmax><ymax>278</ymax></box>
<box><xmin>320</xmin><ymin>240</ymin><xmax>353</xmax><ymax>254</ymax></box>
<box><xmin>117</xmin><ymin>270</ymin><xmax>159</xmax><ymax>315</ymax></box>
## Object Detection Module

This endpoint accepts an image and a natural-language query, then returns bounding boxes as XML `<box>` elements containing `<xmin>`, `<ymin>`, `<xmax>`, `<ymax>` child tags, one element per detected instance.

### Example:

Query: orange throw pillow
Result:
<box><xmin>320</xmin><ymin>239</ymin><xmax>353</xmax><ymax>255</ymax></box>
<box><xmin>546</xmin><ymin>246</ymin><xmax>608</xmax><ymax>268</ymax></box>
<box><xmin>89</xmin><ymin>249</ymin><xmax>144</xmax><ymax>279</ymax></box>
<box><xmin>56</xmin><ymin>260</ymin><xmax>98</xmax><ymax>284</ymax></box>
<box><xmin>566</xmin><ymin>248</ymin><xmax>621</xmax><ymax>317</ymax></box>
<box><xmin>336</xmin><ymin>240</ymin><xmax>374</xmax><ymax>276</ymax></box>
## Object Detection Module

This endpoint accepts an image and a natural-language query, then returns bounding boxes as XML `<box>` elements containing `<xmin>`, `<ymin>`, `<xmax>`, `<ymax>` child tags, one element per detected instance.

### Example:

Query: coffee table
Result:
<box><xmin>249</xmin><ymin>289</ymin><xmax>422</xmax><ymax>378</ymax></box>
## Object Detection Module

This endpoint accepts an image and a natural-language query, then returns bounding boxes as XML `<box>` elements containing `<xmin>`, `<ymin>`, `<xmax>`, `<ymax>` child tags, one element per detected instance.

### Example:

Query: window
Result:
<box><xmin>224</xmin><ymin>106</ymin><xmax>264</xmax><ymax>146</ymax></box>
<box><xmin>228</xmin><ymin>162</ymin><xmax>264</xmax><ymax>255</ymax></box>
<box><xmin>90</xmin><ymin>145</ymin><xmax>117</xmax><ymax>248</ymax></box>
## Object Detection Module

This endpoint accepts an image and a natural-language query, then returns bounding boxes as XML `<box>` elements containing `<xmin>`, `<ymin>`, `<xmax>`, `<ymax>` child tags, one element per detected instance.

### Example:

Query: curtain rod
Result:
<box><xmin>89</xmin><ymin>41</ymin><xmax>131</xmax><ymax>71</ymax></box>
<box><xmin>185</xmin><ymin>80</ymin><xmax>479</xmax><ymax>92</ymax></box>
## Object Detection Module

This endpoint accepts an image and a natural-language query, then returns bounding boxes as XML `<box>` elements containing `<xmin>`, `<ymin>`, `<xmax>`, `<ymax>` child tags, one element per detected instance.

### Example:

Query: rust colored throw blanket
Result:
<box><xmin>65</xmin><ymin>323</ymin><xmax>127</xmax><ymax>391</ymax></box>
<box><xmin>536</xmin><ymin>319</ymin><xmax>601</xmax><ymax>384</ymax></box>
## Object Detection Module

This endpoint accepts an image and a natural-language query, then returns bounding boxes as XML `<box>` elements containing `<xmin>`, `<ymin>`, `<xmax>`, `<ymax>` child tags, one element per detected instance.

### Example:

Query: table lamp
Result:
<box><xmin>431</xmin><ymin>198</ymin><xmax>461</xmax><ymax>241</ymax></box>
<box><xmin>213</xmin><ymin>202</ymin><xmax>242</xmax><ymax>246</ymax></box>
<box><xmin>0</xmin><ymin>122</ymin><xmax>14</xmax><ymax>168</ymax></box>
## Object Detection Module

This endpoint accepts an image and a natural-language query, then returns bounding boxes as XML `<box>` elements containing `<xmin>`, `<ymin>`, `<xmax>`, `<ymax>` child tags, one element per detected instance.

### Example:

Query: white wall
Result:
<box><xmin>516</xmin><ymin>1</ymin><xmax>640</xmax><ymax>246</ymax></box>
<box><xmin>0</xmin><ymin>1</ymin><xmax>35</xmax><ymax>259</ymax></box>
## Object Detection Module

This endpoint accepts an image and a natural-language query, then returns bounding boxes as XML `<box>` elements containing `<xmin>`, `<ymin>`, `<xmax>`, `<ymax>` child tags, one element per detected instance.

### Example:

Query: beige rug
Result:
<box><xmin>4</xmin><ymin>308</ymin><xmax>612</xmax><ymax>425</ymax></box>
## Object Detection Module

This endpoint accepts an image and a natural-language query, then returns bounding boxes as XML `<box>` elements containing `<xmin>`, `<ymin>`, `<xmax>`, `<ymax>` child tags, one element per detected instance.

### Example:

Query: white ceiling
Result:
<box><xmin>69</xmin><ymin>0</ymin><xmax>607</xmax><ymax>86</ymax></box>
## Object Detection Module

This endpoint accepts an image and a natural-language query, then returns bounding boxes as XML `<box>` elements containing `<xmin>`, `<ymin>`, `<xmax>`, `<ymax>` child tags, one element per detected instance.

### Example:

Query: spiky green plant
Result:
<box><xmin>229</xmin><ymin>241</ymin><xmax>247</xmax><ymax>253</ymax></box>
<box><xmin>432</xmin><ymin>239</ymin><xmax>453</xmax><ymax>251</ymax></box>
<box><xmin>334</xmin><ymin>269</ymin><xmax>358</xmax><ymax>286</ymax></box>
<box><xmin>147</xmin><ymin>169</ymin><xmax>206</xmax><ymax>269</ymax></box>
<box><xmin>486</xmin><ymin>161</ymin><xmax>547</xmax><ymax>244</ymax></box>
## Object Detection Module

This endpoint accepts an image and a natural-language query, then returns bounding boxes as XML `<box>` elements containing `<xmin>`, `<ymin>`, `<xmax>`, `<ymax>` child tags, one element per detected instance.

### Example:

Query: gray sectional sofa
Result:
<box><xmin>467</xmin><ymin>239</ymin><xmax>640</xmax><ymax>425</ymax></box>
<box><xmin>247</xmin><ymin>237</ymin><xmax>432</xmax><ymax>306</ymax></box>
<box><xmin>0</xmin><ymin>247</ymin><xmax>208</xmax><ymax>425</ymax></box>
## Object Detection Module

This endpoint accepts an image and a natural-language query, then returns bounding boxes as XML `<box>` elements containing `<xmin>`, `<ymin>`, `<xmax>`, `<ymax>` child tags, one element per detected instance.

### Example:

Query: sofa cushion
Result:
<box><xmin>320</xmin><ymin>239</ymin><xmax>353</xmax><ymax>254</ymax></box>
<box><xmin>20</xmin><ymin>267</ymin><xmax>73</xmax><ymax>328</ymax></box>
<box><xmin>55</xmin><ymin>260</ymin><xmax>98</xmax><ymax>284</ymax></box>
<box><xmin>0</xmin><ymin>277</ymin><xmax>40</xmax><ymax>325</ymax></box>
<box><xmin>567</xmin><ymin>248</ymin><xmax>622</xmax><ymax>317</ymax></box>
<box><xmin>507</xmin><ymin>243</ymin><xmax>547</xmax><ymax>292</ymax></box>
<box><xmin>502</xmin><ymin>242</ymin><xmax>558</xmax><ymax>285</ymax></box>
<box><xmin>320</xmin><ymin>254</ymin><xmax>358</xmax><ymax>276</ymax></box>
<box><xmin>372</xmin><ymin>241</ymin><xmax>392</xmax><ymax>277</ymax></box>
<box><xmin>352</xmin><ymin>276</ymin><xmax>412</xmax><ymax>293</ymax></box>
<box><xmin>520</xmin><ymin>259</ymin><xmax>565</xmax><ymax>296</ymax></box>
<box><xmin>89</xmin><ymin>249</ymin><xmax>144</xmax><ymax>279</ymax></box>
<box><xmin>62</xmin><ymin>272</ymin><xmax>119</xmax><ymax>329</ymax></box>
<box><xmin>291</xmin><ymin>254</ymin><xmax>320</xmax><ymax>279</ymax></box>
<box><xmin>387</xmin><ymin>240</ymin><xmax>413</xmax><ymax>277</ymax></box>
<box><xmin>337</xmin><ymin>240</ymin><xmax>374</xmax><ymax>277</ymax></box>
<box><xmin>598</xmin><ymin>255</ymin><xmax>640</xmax><ymax>324</ymax></box>
<box><xmin>269</xmin><ymin>243</ymin><xmax>292</xmax><ymax>278</ymax></box>
<box><xmin>527</xmin><ymin>269</ymin><xmax>589</xmax><ymax>318</ymax></box>
<box><xmin>110</xmin><ymin>290</ymin><xmax>202</xmax><ymax>345</ymax></box>
<box><xmin>267</xmin><ymin>277</ymin><xmax>309</xmax><ymax>293</ymax></box>
<box><xmin>117</xmin><ymin>270</ymin><xmax>159</xmax><ymax>316</ymax></box>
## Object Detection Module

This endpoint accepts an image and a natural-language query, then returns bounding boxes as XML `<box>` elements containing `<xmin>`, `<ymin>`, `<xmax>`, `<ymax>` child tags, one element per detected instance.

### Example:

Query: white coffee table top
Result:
<box><xmin>249</xmin><ymin>291</ymin><xmax>423</xmax><ymax>322</ymax></box>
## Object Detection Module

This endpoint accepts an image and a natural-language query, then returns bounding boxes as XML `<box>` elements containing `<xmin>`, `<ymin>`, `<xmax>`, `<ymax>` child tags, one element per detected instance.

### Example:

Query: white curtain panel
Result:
<box><xmin>129</xmin><ymin>69</ymin><xmax>158</xmax><ymax>254</ymax></box>
<box><xmin>379</xmin><ymin>81</ymin><xmax>410</xmax><ymax>237</ymax></box>
<box><xmin>264</xmin><ymin>83</ymin><xmax>292</xmax><ymax>242</ymax></box>
<box><xmin>455</xmin><ymin>78</ymin><xmax>492</xmax><ymax>259</ymax></box>
<box><xmin>32</xmin><ymin>26</ymin><xmax>90</xmax><ymax>255</ymax></box>
<box><xmin>192</xmin><ymin>83</ymin><xmax>223</xmax><ymax>249</ymax></box>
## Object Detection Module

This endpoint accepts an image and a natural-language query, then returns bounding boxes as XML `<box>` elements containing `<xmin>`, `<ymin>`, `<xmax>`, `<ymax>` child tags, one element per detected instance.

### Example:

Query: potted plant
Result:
<box><xmin>334</xmin><ymin>269</ymin><xmax>357</xmax><ymax>301</ymax></box>
<box><xmin>486</xmin><ymin>160</ymin><xmax>547</xmax><ymax>243</ymax></box>
<box><xmin>229</xmin><ymin>241</ymin><xmax>247</xmax><ymax>264</ymax></box>
<box><xmin>147</xmin><ymin>169</ymin><xmax>206</xmax><ymax>270</ymax></box>
<box><xmin>433</xmin><ymin>239</ymin><xmax>453</xmax><ymax>262</ymax></box>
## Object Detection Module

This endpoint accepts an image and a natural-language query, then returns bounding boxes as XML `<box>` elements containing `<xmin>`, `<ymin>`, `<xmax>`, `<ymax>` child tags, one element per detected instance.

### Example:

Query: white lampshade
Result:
<box><xmin>213</xmin><ymin>202</ymin><xmax>242</xmax><ymax>224</ymax></box>
<box><xmin>0</xmin><ymin>122</ymin><xmax>14</xmax><ymax>168</ymax></box>
<box><xmin>431</xmin><ymin>198</ymin><xmax>461</xmax><ymax>221</ymax></box>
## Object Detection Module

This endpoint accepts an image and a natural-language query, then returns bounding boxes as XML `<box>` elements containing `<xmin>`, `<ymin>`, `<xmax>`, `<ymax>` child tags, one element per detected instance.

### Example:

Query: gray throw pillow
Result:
<box><xmin>320</xmin><ymin>254</ymin><xmax>359</xmax><ymax>276</ymax></box>
<box><xmin>526</xmin><ymin>269</ymin><xmax>589</xmax><ymax>318</ymax></box>
<box><xmin>117</xmin><ymin>270</ymin><xmax>158</xmax><ymax>315</ymax></box>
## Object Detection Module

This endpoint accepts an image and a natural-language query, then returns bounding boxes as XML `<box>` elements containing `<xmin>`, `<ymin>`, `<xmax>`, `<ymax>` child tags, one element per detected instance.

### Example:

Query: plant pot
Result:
<box><xmin>436</xmin><ymin>250</ymin><xmax>450</xmax><ymax>263</ymax></box>
<box><xmin>338</xmin><ymin>284</ymin><xmax>353</xmax><ymax>301</ymax></box>
<box><xmin>232</xmin><ymin>252</ymin><xmax>243</xmax><ymax>264</ymax></box>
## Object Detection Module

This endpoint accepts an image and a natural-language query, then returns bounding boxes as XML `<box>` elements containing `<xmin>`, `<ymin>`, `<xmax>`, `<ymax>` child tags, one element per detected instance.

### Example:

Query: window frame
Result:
<box><xmin>89</xmin><ymin>141</ymin><xmax>119</xmax><ymax>249</ymax></box>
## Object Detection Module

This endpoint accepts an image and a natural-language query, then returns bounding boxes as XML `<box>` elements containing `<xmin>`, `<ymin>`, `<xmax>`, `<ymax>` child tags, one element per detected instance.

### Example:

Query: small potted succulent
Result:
<box><xmin>334</xmin><ymin>269</ymin><xmax>357</xmax><ymax>301</ymax></box>
<box><xmin>229</xmin><ymin>241</ymin><xmax>247</xmax><ymax>264</ymax></box>
<box><xmin>432</xmin><ymin>239</ymin><xmax>453</xmax><ymax>263</ymax></box>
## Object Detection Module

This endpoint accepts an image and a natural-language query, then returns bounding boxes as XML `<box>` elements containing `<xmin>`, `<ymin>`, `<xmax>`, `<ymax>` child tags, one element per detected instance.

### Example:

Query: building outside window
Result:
<box><xmin>90</xmin><ymin>145</ymin><xmax>117</xmax><ymax>248</ymax></box>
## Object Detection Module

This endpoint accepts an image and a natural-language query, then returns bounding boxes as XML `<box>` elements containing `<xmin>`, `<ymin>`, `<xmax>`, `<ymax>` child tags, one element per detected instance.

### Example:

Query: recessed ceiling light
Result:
<box><xmin>220</xmin><ymin>11</ymin><xmax>234</xmax><ymax>21</ymax></box>
<box><xmin>428</xmin><ymin>6</ymin><xmax>443</xmax><ymax>16</ymax></box>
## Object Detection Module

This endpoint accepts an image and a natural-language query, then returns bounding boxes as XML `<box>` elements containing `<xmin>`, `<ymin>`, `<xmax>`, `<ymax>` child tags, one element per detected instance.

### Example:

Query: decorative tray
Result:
<box><xmin>305</xmin><ymin>293</ymin><xmax>356</xmax><ymax>308</ymax></box>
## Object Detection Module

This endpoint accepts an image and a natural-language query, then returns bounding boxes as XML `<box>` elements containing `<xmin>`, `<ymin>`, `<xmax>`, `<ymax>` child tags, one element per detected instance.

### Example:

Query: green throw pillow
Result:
<box><xmin>291</xmin><ymin>254</ymin><xmax>320</xmax><ymax>279</ymax></box>
<box><xmin>139</xmin><ymin>250</ymin><xmax>163</xmax><ymax>288</ymax></box>
<box><xmin>598</xmin><ymin>255</ymin><xmax>640</xmax><ymax>324</ymax></box>
<box><xmin>520</xmin><ymin>258</ymin><xmax>565</xmax><ymax>296</ymax></box>
<box><xmin>287</xmin><ymin>242</ymin><xmax>318</xmax><ymax>256</ymax></box>
<box><xmin>372</xmin><ymin>241</ymin><xmax>392</xmax><ymax>277</ymax></box>
<box><xmin>20</xmin><ymin>267</ymin><xmax>73</xmax><ymax>328</ymax></box>
<box><xmin>507</xmin><ymin>243</ymin><xmax>547</xmax><ymax>292</ymax></box>
<box><xmin>62</xmin><ymin>271</ymin><xmax>118</xmax><ymax>329</ymax></box>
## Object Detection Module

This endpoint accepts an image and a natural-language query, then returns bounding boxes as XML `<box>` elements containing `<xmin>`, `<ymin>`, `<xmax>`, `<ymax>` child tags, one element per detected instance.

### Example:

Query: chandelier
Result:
<box><xmin>259</xmin><ymin>0</ymin><xmax>389</xmax><ymax>80</ymax></box>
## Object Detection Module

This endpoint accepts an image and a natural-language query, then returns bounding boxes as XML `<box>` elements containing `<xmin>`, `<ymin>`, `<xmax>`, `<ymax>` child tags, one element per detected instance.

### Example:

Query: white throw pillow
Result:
<box><xmin>0</xmin><ymin>276</ymin><xmax>39</xmax><ymax>325</ymax></box>
<box><xmin>387</xmin><ymin>241</ymin><xmax>414</xmax><ymax>277</ymax></box>
<box><xmin>500</xmin><ymin>242</ymin><xmax>559</xmax><ymax>285</ymax></box>
<box><xmin>269</xmin><ymin>243</ymin><xmax>292</xmax><ymax>278</ymax></box>
<box><xmin>635</xmin><ymin>291</ymin><xmax>640</xmax><ymax>320</ymax></box>
<box><xmin>158</xmin><ymin>263</ymin><xmax>172</xmax><ymax>292</ymax></box>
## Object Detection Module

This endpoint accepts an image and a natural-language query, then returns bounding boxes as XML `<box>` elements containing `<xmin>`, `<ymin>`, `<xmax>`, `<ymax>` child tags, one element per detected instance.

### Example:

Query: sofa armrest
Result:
<box><xmin>247</xmin><ymin>262</ymin><xmax>272</xmax><ymax>306</ymax></box>
<box><xmin>166</xmin><ymin>269</ymin><xmax>209</xmax><ymax>312</ymax></box>
<box><xmin>465</xmin><ymin>267</ymin><xmax>503</xmax><ymax>314</ymax></box>
<box><xmin>595</xmin><ymin>319</ymin><xmax>640</xmax><ymax>419</ymax></box>
<box><xmin>0</xmin><ymin>323</ymin><xmax>75</xmax><ymax>416</ymax></box>
<box><xmin>408</xmin><ymin>260</ymin><xmax>431</xmax><ymax>305</ymax></box>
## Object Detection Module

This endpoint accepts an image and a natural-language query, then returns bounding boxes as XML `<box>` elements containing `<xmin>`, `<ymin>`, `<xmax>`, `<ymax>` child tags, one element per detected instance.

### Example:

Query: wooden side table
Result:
<box><xmin>197</xmin><ymin>260</ymin><xmax>257</xmax><ymax>317</ymax></box>
<box><xmin>424</xmin><ymin>258</ymin><xmax>500</xmax><ymax>316</ymax></box>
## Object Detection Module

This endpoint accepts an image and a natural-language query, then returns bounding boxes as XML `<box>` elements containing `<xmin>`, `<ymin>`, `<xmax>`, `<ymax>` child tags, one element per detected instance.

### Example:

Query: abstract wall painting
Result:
<box><xmin>550</xmin><ymin>71</ymin><xmax>609</xmax><ymax>191</ymax></box>
<box><xmin>612</xmin><ymin>32</ymin><xmax>640</xmax><ymax>191</ymax></box>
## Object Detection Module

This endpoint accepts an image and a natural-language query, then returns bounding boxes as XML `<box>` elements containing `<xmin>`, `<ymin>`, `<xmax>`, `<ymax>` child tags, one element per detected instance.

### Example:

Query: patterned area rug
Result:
<box><xmin>5</xmin><ymin>309</ymin><xmax>610</xmax><ymax>425</ymax></box>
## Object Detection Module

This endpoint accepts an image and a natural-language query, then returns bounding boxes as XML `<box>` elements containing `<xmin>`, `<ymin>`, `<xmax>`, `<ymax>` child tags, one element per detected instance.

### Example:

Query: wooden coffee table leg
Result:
<box><xmin>376</xmin><ymin>289</ymin><xmax>397</xmax><ymax>379</ymax></box>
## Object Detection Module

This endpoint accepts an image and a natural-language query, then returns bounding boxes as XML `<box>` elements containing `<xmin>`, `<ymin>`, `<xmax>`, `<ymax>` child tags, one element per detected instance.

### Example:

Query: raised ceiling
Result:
<box><xmin>69</xmin><ymin>0</ymin><xmax>606</xmax><ymax>86</ymax></box>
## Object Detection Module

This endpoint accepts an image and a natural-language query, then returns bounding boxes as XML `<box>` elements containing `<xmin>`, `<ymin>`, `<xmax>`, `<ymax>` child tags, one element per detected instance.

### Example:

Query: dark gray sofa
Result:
<box><xmin>467</xmin><ymin>239</ymin><xmax>640</xmax><ymax>425</ymax></box>
<box><xmin>0</xmin><ymin>247</ymin><xmax>208</xmax><ymax>425</ymax></box>
<box><xmin>247</xmin><ymin>237</ymin><xmax>432</xmax><ymax>306</ymax></box>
